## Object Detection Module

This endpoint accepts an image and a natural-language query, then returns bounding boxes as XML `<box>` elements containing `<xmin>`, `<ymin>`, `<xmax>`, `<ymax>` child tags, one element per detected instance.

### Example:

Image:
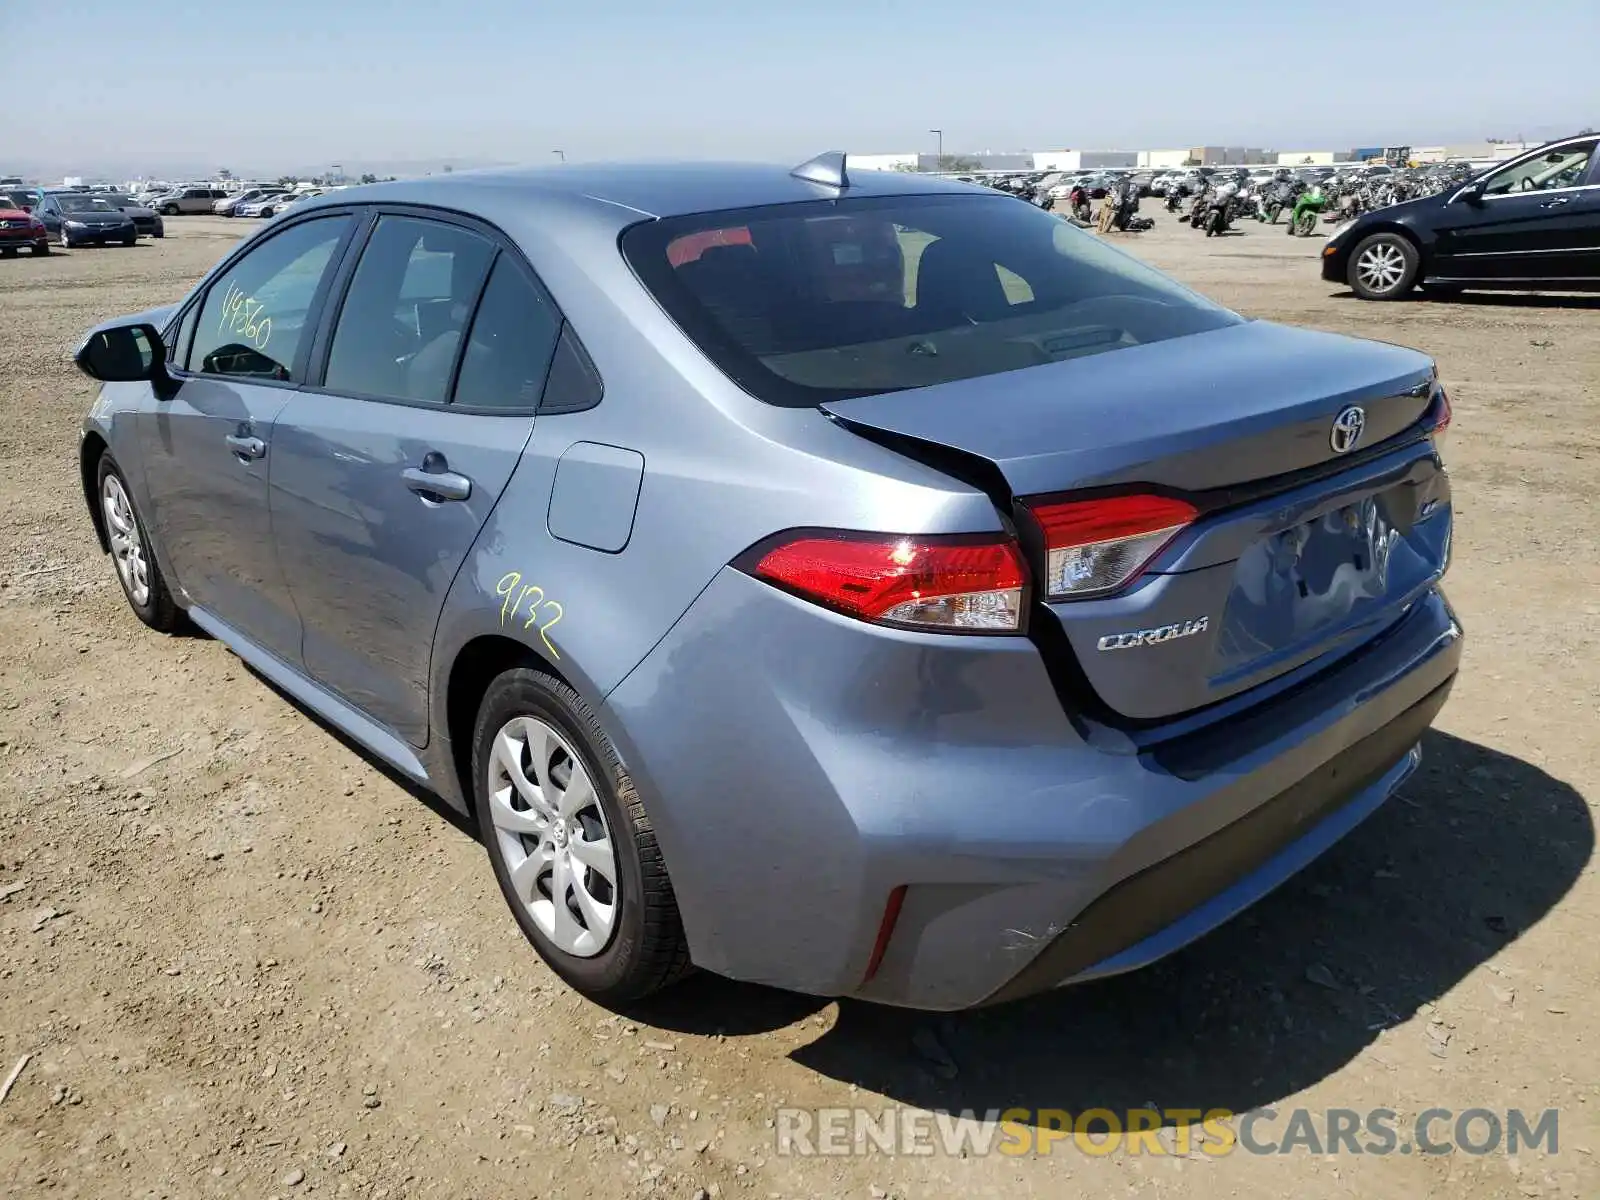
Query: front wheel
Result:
<box><xmin>1205</xmin><ymin>209</ymin><xmax>1224</xmax><ymax>237</ymax></box>
<box><xmin>1348</xmin><ymin>232</ymin><xmax>1420</xmax><ymax>301</ymax></box>
<box><xmin>31</xmin><ymin>241</ymin><xmax>49</xmax><ymax>256</ymax></box>
<box><xmin>161</xmin><ymin>204</ymin><xmax>179</xmax><ymax>216</ymax></box>
<box><xmin>1293</xmin><ymin>211</ymin><xmax>1318</xmax><ymax>236</ymax></box>
<box><xmin>471</xmin><ymin>669</ymin><xmax>691</xmax><ymax>1006</ymax></box>
<box><xmin>97</xmin><ymin>455</ymin><xmax>183</xmax><ymax>631</ymax></box>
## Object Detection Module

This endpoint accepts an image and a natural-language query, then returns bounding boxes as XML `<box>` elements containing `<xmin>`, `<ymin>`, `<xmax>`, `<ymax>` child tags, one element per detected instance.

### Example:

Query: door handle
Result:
<box><xmin>225</xmin><ymin>433</ymin><xmax>266</xmax><ymax>460</ymax></box>
<box><xmin>1540</xmin><ymin>196</ymin><xmax>1572</xmax><ymax>208</ymax></box>
<box><xmin>402</xmin><ymin>464</ymin><xmax>472</xmax><ymax>502</ymax></box>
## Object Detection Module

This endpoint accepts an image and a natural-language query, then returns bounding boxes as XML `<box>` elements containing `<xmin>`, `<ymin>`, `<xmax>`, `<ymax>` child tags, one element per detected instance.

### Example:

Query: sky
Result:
<box><xmin>4</xmin><ymin>0</ymin><xmax>1596</xmax><ymax>178</ymax></box>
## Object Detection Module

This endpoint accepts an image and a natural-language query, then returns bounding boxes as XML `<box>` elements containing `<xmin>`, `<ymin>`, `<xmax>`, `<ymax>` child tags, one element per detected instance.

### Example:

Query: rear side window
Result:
<box><xmin>451</xmin><ymin>256</ymin><xmax>562</xmax><ymax>411</ymax></box>
<box><xmin>324</xmin><ymin>216</ymin><xmax>496</xmax><ymax>404</ymax></box>
<box><xmin>187</xmin><ymin>215</ymin><xmax>353</xmax><ymax>380</ymax></box>
<box><xmin>624</xmin><ymin>195</ymin><xmax>1241</xmax><ymax>406</ymax></box>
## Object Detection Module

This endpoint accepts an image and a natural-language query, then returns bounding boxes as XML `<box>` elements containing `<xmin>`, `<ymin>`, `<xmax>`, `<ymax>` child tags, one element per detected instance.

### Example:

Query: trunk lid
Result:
<box><xmin>823</xmin><ymin>320</ymin><xmax>1450</xmax><ymax>722</ymax></box>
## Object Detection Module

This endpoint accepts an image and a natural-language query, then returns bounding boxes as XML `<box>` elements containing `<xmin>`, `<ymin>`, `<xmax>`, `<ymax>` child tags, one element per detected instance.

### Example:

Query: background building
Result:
<box><xmin>1275</xmin><ymin>150</ymin><xmax>1352</xmax><ymax>165</ymax></box>
<box><xmin>1188</xmin><ymin>146</ymin><xmax>1272</xmax><ymax>165</ymax></box>
<box><xmin>1136</xmin><ymin>149</ymin><xmax>1192</xmax><ymax>169</ymax></box>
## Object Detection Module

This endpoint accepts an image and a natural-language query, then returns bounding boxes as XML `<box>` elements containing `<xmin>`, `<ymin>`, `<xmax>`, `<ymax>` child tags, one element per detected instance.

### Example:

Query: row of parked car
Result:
<box><xmin>0</xmin><ymin>181</ymin><xmax>348</xmax><ymax>256</ymax></box>
<box><xmin>0</xmin><ymin>186</ymin><xmax>164</xmax><ymax>254</ymax></box>
<box><xmin>128</xmin><ymin>183</ymin><xmax>338</xmax><ymax>219</ymax></box>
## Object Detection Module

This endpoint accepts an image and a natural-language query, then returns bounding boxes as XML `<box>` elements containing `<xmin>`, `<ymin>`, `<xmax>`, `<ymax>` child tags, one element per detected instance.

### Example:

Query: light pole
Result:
<box><xmin>552</xmin><ymin>150</ymin><xmax>566</xmax><ymax>162</ymax></box>
<box><xmin>929</xmin><ymin>129</ymin><xmax>942</xmax><ymax>176</ymax></box>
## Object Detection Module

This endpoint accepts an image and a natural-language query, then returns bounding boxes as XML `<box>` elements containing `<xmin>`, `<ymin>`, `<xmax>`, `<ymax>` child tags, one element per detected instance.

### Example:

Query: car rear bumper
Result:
<box><xmin>605</xmin><ymin>568</ymin><xmax>1462</xmax><ymax>1010</ymax></box>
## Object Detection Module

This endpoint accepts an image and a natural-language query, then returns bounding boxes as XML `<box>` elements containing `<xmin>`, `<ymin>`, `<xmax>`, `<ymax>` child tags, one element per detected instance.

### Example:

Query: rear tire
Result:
<box><xmin>96</xmin><ymin>454</ymin><xmax>183</xmax><ymax>632</ymax></box>
<box><xmin>1348</xmin><ymin>232</ymin><xmax>1420</xmax><ymax>301</ymax></box>
<box><xmin>471</xmin><ymin>668</ymin><xmax>691</xmax><ymax>1006</ymax></box>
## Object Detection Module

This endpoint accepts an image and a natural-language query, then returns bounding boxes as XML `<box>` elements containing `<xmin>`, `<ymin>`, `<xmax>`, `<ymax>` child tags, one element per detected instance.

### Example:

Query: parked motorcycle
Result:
<box><xmin>1067</xmin><ymin>184</ymin><xmax>1092</xmax><ymax>223</ymax></box>
<box><xmin>1288</xmin><ymin>185</ymin><xmax>1327</xmax><ymax>236</ymax></box>
<box><xmin>1201</xmin><ymin>180</ymin><xmax>1240</xmax><ymax>236</ymax></box>
<box><xmin>1258</xmin><ymin>178</ymin><xmax>1304</xmax><ymax>225</ymax></box>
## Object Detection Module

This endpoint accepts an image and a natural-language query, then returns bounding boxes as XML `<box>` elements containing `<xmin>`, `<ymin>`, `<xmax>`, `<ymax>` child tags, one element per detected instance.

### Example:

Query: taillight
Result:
<box><xmin>744</xmin><ymin>531</ymin><xmax>1027</xmax><ymax>633</ymax></box>
<box><xmin>1027</xmin><ymin>494</ymin><xmax>1197</xmax><ymax>600</ymax></box>
<box><xmin>1430</xmin><ymin>386</ymin><xmax>1452</xmax><ymax>446</ymax></box>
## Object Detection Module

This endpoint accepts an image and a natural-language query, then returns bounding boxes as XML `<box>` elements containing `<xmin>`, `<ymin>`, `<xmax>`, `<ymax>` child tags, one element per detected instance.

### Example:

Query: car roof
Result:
<box><xmin>291</xmin><ymin>160</ymin><xmax>989</xmax><ymax>227</ymax></box>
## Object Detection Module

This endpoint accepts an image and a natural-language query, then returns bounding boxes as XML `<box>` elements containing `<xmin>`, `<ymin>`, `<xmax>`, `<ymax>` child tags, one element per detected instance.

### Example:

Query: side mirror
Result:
<box><xmin>1453</xmin><ymin>180</ymin><xmax>1486</xmax><ymax>205</ymax></box>
<box><xmin>75</xmin><ymin>321</ymin><xmax>169</xmax><ymax>385</ymax></box>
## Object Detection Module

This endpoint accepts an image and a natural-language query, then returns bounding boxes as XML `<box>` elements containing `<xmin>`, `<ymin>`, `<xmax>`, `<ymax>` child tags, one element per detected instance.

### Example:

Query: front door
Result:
<box><xmin>138</xmin><ymin>212</ymin><xmax>356</xmax><ymax>663</ymax></box>
<box><xmin>1433</xmin><ymin>139</ymin><xmax>1598</xmax><ymax>281</ymax></box>
<box><xmin>269</xmin><ymin>215</ymin><xmax>564</xmax><ymax>744</ymax></box>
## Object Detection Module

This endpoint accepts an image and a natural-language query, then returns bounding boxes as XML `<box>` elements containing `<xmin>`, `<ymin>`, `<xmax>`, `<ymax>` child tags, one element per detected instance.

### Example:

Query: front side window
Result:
<box><xmin>452</xmin><ymin>257</ymin><xmax>562</xmax><ymax>410</ymax></box>
<box><xmin>1484</xmin><ymin>142</ymin><xmax>1596</xmax><ymax>195</ymax></box>
<box><xmin>622</xmin><ymin>194</ymin><xmax>1241</xmax><ymax>406</ymax></box>
<box><xmin>187</xmin><ymin>214</ymin><xmax>353</xmax><ymax>380</ymax></box>
<box><xmin>324</xmin><ymin>216</ymin><xmax>495</xmax><ymax>404</ymax></box>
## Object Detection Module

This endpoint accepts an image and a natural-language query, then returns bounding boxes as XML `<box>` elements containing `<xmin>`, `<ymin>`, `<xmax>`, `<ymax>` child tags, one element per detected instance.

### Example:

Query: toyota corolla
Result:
<box><xmin>72</xmin><ymin>157</ymin><xmax>1460</xmax><ymax>1010</ymax></box>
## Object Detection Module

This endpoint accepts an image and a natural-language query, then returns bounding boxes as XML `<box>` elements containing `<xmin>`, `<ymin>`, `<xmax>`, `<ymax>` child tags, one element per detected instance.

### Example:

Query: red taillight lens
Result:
<box><xmin>747</xmin><ymin>532</ymin><xmax>1027</xmax><ymax>633</ymax></box>
<box><xmin>1028</xmin><ymin>494</ymin><xmax>1197</xmax><ymax>600</ymax></box>
<box><xmin>1431</xmin><ymin>387</ymin><xmax>1452</xmax><ymax>445</ymax></box>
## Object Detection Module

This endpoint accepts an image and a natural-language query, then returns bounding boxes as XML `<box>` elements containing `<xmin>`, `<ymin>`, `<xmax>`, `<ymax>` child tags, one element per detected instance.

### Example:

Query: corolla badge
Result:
<box><xmin>1097</xmin><ymin>616</ymin><xmax>1209</xmax><ymax>652</ymax></box>
<box><xmin>1330</xmin><ymin>405</ymin><xmax>1366</xmax><ymax>455</ymax></box>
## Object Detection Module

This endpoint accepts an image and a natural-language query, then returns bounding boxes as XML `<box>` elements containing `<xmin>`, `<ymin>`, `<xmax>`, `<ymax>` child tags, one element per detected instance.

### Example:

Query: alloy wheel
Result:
<box><xmin>486</xmin><ymin>716</ymin><xmax>618</xmax><ymax>957</ymax></box>
<box><xmin>1356</xmin><ymin>242</ymin><xmax>1407</xmax><ymax>294</ymax></box>
<box><xmin>102</xmin><ymin>474</ymin><xmax>150</xmax><ymax>607</ymax></box>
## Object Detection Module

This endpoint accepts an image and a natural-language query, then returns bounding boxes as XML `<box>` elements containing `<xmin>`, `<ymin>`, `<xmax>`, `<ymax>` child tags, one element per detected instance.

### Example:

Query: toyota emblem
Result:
<box><xmin>1330</xmin><ymin>405</ymin><xmax>1366</xmax><ymax>455</ymax></box>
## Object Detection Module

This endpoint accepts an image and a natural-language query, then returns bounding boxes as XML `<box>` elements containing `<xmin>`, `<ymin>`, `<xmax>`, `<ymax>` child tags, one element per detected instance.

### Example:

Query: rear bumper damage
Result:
<box><xmin>605</xmin><ymin>568</ymin><xmax>1462</xmax><ymax>1010</ymax></box>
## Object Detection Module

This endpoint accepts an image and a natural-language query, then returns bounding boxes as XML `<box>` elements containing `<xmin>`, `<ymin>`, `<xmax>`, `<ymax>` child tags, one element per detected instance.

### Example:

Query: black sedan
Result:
<box><xmin>34</xmin><ymin>193</ymin><xmax>139</xmax><ymax>248</ymax></box>
<box><xmin>1322</xmin><ymin>133</ymin><xmax>1600</xmax><ymax>300</ymax></box>
<box><xmin>98</xmin><ymin>194</ymin><xmax>165</xmax><ymax>238</ymax></box>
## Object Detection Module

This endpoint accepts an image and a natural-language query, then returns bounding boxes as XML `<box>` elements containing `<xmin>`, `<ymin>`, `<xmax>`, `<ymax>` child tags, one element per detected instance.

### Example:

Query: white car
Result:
<box><xmin>265</xmin><ymin>189</ymin><xmax>326</xmax><ymax>218</ymax></box>
<box><xmin>214</xmin><ymin>187</ymin><xmax>288</xmax><ymax>216</ymax></box>
<box><xmin>237</xmin><ymin>190</ymin><xmax>317</xmax><ymax>218</ymax></box>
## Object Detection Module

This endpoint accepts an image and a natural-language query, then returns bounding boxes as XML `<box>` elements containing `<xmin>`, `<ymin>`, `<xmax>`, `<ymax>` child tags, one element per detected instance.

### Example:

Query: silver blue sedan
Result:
<box><xmin>71</xmin><ymin>156</ymin><xmax>1460</xmax><ymax>1009</ymax></box>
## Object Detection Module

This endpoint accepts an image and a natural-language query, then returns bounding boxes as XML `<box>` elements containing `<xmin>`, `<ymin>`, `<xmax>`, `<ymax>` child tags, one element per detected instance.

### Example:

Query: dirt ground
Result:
<box><xmin>1</xmin><ymin>211</ymin><xmax>1596</xmax><ymax>1200</ymax></box>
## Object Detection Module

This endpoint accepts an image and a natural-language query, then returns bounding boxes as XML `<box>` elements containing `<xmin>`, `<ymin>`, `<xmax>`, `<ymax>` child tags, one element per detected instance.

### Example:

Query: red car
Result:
<box><xmin>0</xmin><ymin>203</ymin><xmax>49</xmax><ymax>257</ymax></box>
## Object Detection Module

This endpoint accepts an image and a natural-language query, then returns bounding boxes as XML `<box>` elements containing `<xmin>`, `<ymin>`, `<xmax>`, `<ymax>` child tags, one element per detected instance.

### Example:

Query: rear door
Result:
<box><xmin>138</xmin><ymin>212</ymin><xmax>357</xmax><ymax>663</ymax></box>
<box><xmin>268</xmin><ymin>211</ymin><xmax>565</xmax><ymax>745</ymax></box>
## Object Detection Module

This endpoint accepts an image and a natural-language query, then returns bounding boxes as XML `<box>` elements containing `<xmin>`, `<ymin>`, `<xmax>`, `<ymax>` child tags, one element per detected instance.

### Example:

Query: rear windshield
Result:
<box><xmin>622</xmin><ymin>194</ymin><xmax>1242</xmax><ymax>406</ymax></box>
